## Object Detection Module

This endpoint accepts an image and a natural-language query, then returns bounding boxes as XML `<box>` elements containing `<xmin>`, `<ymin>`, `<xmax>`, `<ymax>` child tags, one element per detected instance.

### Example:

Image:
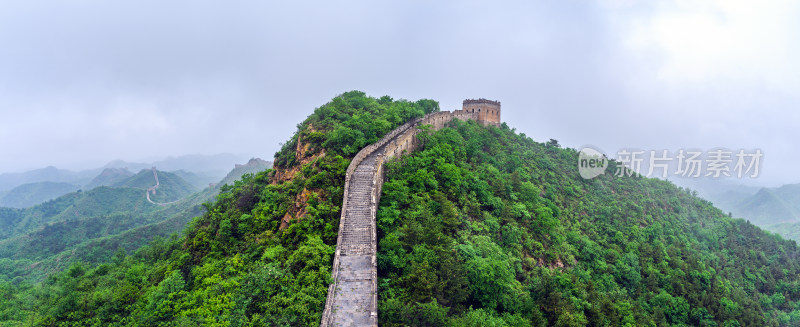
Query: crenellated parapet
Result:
<box><xmin>456</xmin><ymin>98</ymin><xmax>501</xmax><ymax>127</ymax></box>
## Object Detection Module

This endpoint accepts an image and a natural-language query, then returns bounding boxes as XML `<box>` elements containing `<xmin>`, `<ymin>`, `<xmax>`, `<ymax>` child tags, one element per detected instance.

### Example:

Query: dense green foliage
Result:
<box><xmin>0</xmin><ymin>91</ymin><xmax>434</xmax><ymax>326</ymax></box>
<box><xmin>3</xmin><ymin>91</ymin><xmax>799</xmax><ymax>326</ymax></box>
<box><xmin>0</xmin><ymin>181</ymin><xmax>81</xmax><ymax>209</ymax></box>
<box><xmin>0</xmin><ymin>187</ymin><xmax>152</xmax><ymax>240</ymax></box>
<box><xmin>376</xmin><ymin>119</ymin><xmax>800</xmax><ymax>326</ymax></box>
<box><xmin>273</xmin><ymin>92</ymin><xmax>437</xmax><ymax>167</ymax></box>
<box><xmin>0</xmin><ymin>169</ymin><xmax>195</xmax><ymax>242</ymax></box>
<box><xmin>0</xmin><ymin>162</ymin><xmax>270</xmax><ymax>283</ymax></box>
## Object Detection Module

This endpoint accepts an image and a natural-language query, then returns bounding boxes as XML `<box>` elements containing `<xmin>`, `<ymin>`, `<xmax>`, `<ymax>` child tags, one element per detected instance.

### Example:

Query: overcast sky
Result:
<box><xmin>0</xmin><ymin>0</ymin><xmax>798</xmax><ymax>186</ymax></box>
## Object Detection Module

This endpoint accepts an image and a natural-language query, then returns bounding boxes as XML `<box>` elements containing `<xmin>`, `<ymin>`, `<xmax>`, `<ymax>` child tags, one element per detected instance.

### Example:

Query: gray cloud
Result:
<box><xmin>0</xmin><ymin>1</ymin><xmax>797</xmax><ymax>185</ymax></box>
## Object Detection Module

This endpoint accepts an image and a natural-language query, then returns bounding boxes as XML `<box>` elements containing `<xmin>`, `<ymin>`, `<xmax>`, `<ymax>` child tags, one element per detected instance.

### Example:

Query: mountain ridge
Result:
<box><xmin>0</xmin><ymin>158</ymin><xmax>271</xmax><ymax>282</ymax></box>
<box><xmin>1</xmin><ymin>92</ymin><xmax>798</xmax><ymax>326</ymax></box>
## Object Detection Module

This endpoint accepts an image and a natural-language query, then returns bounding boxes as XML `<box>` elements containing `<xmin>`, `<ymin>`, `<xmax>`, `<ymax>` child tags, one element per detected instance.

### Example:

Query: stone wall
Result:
<box><xmin>319</xmin><ymin>109</ymin><xmax>491</xmax><ymax>326</ymax></box>
<box><xmin>320</xmin><ymin>118</ymin><xmax>420</xmax><ymax>327</ymax></box>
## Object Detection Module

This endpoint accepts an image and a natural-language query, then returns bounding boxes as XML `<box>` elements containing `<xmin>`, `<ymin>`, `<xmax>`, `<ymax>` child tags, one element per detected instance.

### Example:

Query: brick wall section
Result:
<box><xmin>320</xmin><ymin>109</ymin><xmax>492</xmax><ymax>326</ymax></box>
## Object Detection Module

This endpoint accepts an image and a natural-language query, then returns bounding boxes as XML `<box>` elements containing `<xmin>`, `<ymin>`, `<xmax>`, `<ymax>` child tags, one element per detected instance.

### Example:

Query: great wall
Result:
<box><xmin>146</xmin><ymin>167</ymin><xmax>181</xmax><ymax>206</ymax></box>
<box><xmin>319</xmin><ymin>99</ymin><xmax>501</xmax><ymax>327</ymax></box>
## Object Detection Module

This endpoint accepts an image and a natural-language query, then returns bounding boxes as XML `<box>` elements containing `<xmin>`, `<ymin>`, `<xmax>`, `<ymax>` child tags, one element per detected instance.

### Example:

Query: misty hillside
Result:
<box><xmin>732</xmin><ymin>184</ymin><xmax>800</xmax><ymax>242</ymax></box>
<box><xmin>83</xmin><ymin>167</ymin><xmax>134</xmax><ymax>190</ymax></box>
<box><xmin>0</xmin><ymin>166</ymin><xmax>97</xmax><ymax>192</ymax></box>
<box><xmin>1</xmin><ymin>92</ymin><xmax>798</xmax><ymax>326</ymax></box>
<box><xmin>170</xmin><ymin>170</ymin><xmax>224</xmax><ymax>190</ymax></box>
<box><xmin>0</xmin><ymin>168</ymin><xmax>195</xmax><ymax>243</ymax></box>
<box><xmin>0</xmin><ymin>159</ymin><xmax>271</xmax><ymax>282</ymax></box>
<box><xmin>689</xmin><ymin>181</ymin><xmax>800</xmax><ymax>227</ymax></box>
<box><xmin>733</xmin><ymin>184</ymin><xmax>800</xmax><ymax>225</ymax></box>
<box><xmin>112</xmin><ymin>169</ymin><xmax>197</xmax><ymax>203</ymax></box>
<box><xmin>216</xmin><ymin>158</ymin><xmax>272</xmax><ymax>187</ymax></box>
<box><xmin>0</xmin><ymin>181</ymin><xmax>80</xmax><ymax>208</ymax></box>
<box><xmin>675</xmin><ymin>179</ymin><xmax>800</xmax><ymax>227</ymax></box>
<box><xmin>0</xmin><ymin>187</ymin><xmax>153</xmax><ymax>240</ymax></box>
<box><xmin>0</xmin><ymin>168</ymin><xmax>205</xmax><ymax>210</ymax></box>
<box><xmin>0</xmin><ymin>153</ymin><xmax>250</xmax><ymax>196</ymax></box>
<box><xmin>103</xmin><ymin>153</ymin><xmax>250</xmax><ymax>176</ymax></box>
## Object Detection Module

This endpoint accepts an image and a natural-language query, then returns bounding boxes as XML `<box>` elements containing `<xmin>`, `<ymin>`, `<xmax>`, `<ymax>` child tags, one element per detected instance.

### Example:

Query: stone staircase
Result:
<box><xmin>320</xmin><ymin>151</ymin><xmax>382</xmax><ymax>326</ymax></box>
<box><xmin>320</xmin><ymin>110</ymin><xmax>484</xmax><ymax>326</ymax></box>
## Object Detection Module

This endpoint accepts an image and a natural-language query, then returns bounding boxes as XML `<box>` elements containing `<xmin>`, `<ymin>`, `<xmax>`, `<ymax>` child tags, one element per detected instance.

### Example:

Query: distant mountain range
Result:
<box><xmin>0</xmin><ymin>153</ymin><xmax>255</xmax><ymax>208</ymax></box>
<box><xmin>0</xmin><ymin>153</ymin><xmax>251</xmax><ymax>192</ymax></box>
<box><xmin>672</xmin><ymin>178</ymin><xmax>800</xmax><ymax>241</ymax></box>
<box><xmin>0</xmin><ymin>182</ymin><xmax>81</xmax><ymax>209</ymax></box>
<box><xmin>84</xmin><ymin>167</ymin><xmax>134</xmax><ymax>190</ymax></box>
<box><xmin>101</xmin><ymin>153</ymin><xmax>249</xmax><ymax>176</ymax></box>
<box><xmin>0</xmin><ymin>158</ymin><xmax>272</xmax><ymax>281</ymax></box>
<box><xmin>0</xmin><ymin>166</ymin><xmax>98</xmax><ymax>192</ymax></box>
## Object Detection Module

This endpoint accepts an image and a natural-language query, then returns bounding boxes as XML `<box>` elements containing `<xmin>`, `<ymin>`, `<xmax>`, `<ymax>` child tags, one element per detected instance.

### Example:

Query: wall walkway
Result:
<box><xmin>319</xmin><ymin>110</ymin><xmax>480</xmax><ymax>326</ymax></box>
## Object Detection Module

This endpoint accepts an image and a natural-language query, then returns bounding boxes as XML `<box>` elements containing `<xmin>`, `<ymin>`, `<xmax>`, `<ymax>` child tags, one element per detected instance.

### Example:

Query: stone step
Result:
<box><xmin>322</xmin><ymin>142</ymin><xmax>396</xmax><ymax>326</ymax></box>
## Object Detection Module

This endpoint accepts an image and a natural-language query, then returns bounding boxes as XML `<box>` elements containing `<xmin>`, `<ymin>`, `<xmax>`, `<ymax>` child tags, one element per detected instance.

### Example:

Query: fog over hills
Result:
<box><xmin>0</xmin><ymin>1</ymin><xmax>797</xmax><ymax>325</ymax></box>
<box><xmin>0</xmin><ymin>182</ymin><xmax>81</xmax><ymax>209</ymax></box>
<box><xmin>0</xmin><ymin>153</ymin><xmax>256</xmax><ymax>209</ymax></box>
<box><xmin>1</xmin><ymin>2</ymin><xmax>798</xmax><ymax>185</ymax></box>
<box><xmin>0</xmin><ymin>157</ymin><xmax>271</xmax><ymax>281</ymax></box>
<box><xmin>0</xmin><ymin>153</ymin><xmax>250</xmax><ymax>191</ymax></box>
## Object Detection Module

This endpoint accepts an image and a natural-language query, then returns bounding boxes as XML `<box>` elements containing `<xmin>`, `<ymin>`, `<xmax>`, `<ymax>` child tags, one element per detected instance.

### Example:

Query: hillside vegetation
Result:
<box><xmin>84</xmin><ymin>168</ymin><xmax>134</xmax><ymax>190</ymax></box>
<box><xmin>376</xmin><ymin>119</ymin><xmax>800</xmax><ymax>326</ymax></box>
<box><xmin>0</xmin><ymin>181</ymin><xmax>81</xmax><ymax>209</ymax></box>
<box><xmin>0</xmin><ymin>166</ymin><xmax>97</xmax><ymax>192</ymax></box>
<box><xmin>1</xmin><ymin>91</ymin><xmax>799</xmax><ymax>326</ymax></box>
<box><xmin>0</xmin><ymin>91</ymin><xmax>435</xmax><ymax>325</ymax></box>
<box><xmin>113</xmin><ymin>169</ymin><xmax>197</xmax><ymax>203</ymax></box>
<box><xmin>0</xmin><ymin>187</ymin><xmax>153</xmax><ymax>240</ymax></box>
<box><xmin>732</xmin><ymin>185</ymin><xmax>800</xmax><ymax>225</ymax></box>
<box><xmin>0</xmin><ymin>163</ymin><xmax>266</xmax><ymax>283</ymax></box>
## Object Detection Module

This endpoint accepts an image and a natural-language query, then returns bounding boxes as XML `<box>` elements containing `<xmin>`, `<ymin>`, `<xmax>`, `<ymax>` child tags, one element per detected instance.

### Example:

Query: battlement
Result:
<box><xmin>457</xmin><ymin>98</ymin><xmax>501</xmax><ymax>127</ymax></box>
<box><xmin>463</xmin><ymin>98</ymin><xmax>501</xmax><ymax>106</ymax></box>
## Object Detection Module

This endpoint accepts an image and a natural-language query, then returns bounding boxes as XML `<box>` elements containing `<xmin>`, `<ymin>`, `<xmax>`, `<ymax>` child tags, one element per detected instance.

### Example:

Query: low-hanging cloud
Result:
<box><xmin>0</xmin><ymin>0</ymin><xmax>797</xmax><ymax>185</ymax></box>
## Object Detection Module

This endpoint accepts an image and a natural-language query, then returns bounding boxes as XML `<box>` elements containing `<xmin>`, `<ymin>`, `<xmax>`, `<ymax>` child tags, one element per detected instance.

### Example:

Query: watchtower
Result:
<box><xmin>462</xmin><ymin>98</ymin><xmax>501</xmax><ymax>127</ymax></box>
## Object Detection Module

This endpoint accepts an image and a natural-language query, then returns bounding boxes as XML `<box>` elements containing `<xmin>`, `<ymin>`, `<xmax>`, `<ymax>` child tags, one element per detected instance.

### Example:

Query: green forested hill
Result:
<box><xmin>0</xmin><ymin>186</ymin><xmax>153</xmax><ymax>240</ymax></box>
<box><xmin>376</xmin><ymin>120</ymin><xmax>800</xmax><ymax>326</ymax></box>
<box><xmin>170</xmin><ymin>170</ymin><xmax>223</xmax><ymax>190</ymax></box>
<box><xmin>0</xmin><ymin>91</ymin><xmax>435</xmax><ymax>325</ymax></box>
<box><xmin>0</xmin><ymin>168</ymin><xmax>195</xmax><ymax>240</ymax></box>
<box><xmin>1</xmin><ymin>91</ymin><xmax>798</xmax><ymax>326</ymax></box>
<box><xmin>84</xmin><ymin>168</ymin><xmax>134</xmax><ymax>190</ymax></box>
<box><xmin>0</xmin><ymin>160</ymin><xmax>272</xmax><ymax>283</ymax></box>
<box><xmin>113</xmin><ymin>169</ymin><xmax>198</xmax><ymax>203</ymax></box>
<box><xmin>0</xmin><ymin>181</ymin><xmax>80</xmax><ymax>209</ymax></box>
<box><xmin>217</xmin><ymin>158</ymin><xmax>272</xmax><ymax>187</ymax></box>
<box><xmin>732</xmin><ymin>185</ymin><xmax>800</xmax><ymax>226</ymax></box>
